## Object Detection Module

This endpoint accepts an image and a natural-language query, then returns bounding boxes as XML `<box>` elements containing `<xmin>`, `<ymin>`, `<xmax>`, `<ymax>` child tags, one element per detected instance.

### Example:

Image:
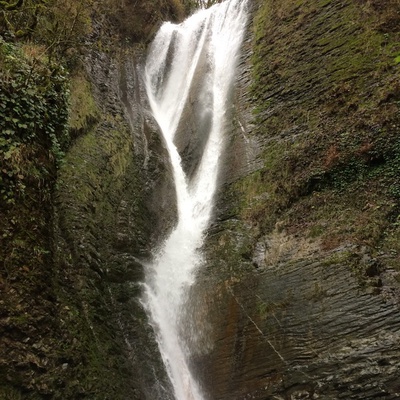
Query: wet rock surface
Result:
<box><xmin>1</xmin><ymin>0</ymin><xmax>399</xmax><ymax>398</ymax></box>
<box><xmin>195</xmin><ymin>250</ymin><xmax>400</xmax><ymax>399</ymax></box>
<box><xmin>174</xmin><ymin>47</ymin><xmax>214</xmax><ymax>180</ymax></box>
<box><xmin>52</xmin><ymin>41</ymin><xmax>177</xmax><ymax>398</ymax></box>
<box><xmin>189</xmin><ymin>0</ymin><xmax>400</xmax><ymax>398</ymax></box>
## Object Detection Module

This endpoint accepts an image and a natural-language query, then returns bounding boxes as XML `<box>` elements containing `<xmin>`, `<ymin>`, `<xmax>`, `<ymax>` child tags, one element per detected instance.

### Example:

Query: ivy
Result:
<box><xmin>0</xmin><ymin>37</ymin><xmax>70</xmax><ymax>204</ymax></box>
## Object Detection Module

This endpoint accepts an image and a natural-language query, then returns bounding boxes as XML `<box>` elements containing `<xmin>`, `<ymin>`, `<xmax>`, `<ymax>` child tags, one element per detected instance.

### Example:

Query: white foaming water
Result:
<box><xmin>142</xmin><ymin>1</ymin><xmax>248</xmax><ymax>399</ymax></box>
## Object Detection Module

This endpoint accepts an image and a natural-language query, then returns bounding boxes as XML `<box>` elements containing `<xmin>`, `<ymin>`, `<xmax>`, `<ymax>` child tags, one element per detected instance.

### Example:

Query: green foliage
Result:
<box><xmin>0</xmin><ymin>386</ymin><xmax>23</xmax><ymax>400</ymax></box>
<box><xmin>68</xmin><ymin>72</ymin><xmax>98</xmax><ymax>134</ymax></box>
<box><xmin>238</xmin><ymin>0</ymin><xmax>400</xmax><ymax>254</ymax></box>
<box><xmin>0</xmin><ymin>37</ymin><xmax>69</xmax><ymax>204</ymax></box>
<box><xmin>104</xmin><ymin>0</ymin><xmax>189</xmax><ymax>43</ymax></box>
<box><xmin>0</xmin><ymin>0</ymin><xmax>191</xmax><ymax>398</ymax></box>
<box><xmin>0</xmin><ymin>0</ymin><xmax>91</xmax><ymax>62</ymax></box>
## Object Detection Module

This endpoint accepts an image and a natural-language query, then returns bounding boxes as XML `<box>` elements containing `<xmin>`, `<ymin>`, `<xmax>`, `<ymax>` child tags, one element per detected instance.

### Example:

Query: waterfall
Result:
<box><xmin>142</xmin><ymin>0</ymin><xmax>248</xmax><ymax>399</ymax></box>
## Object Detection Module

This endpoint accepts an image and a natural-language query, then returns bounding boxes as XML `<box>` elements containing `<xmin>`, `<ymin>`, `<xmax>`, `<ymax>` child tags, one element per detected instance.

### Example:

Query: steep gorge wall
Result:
<box><xmin>190</xmin><ymin>0</ymin><xmax>400</xmax><ymax>399</ymax></box>
<box><xmin>1</xmin><ymin>0</ymin><xmax>400</xmax><ymax>398</ymax></box>
<box><xmin>53</xmin><ymin>47</ymin><xmax>176</xmax><ymax>398</ymax></box>
<box><xmin>0</xmin><ymin>0</ymin><xmax>186</xmax><ymax>398</ymax></box>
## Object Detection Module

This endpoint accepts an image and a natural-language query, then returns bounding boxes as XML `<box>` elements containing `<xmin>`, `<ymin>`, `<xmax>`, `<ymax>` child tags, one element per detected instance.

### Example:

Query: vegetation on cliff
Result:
<box><xmin>0</xmin><ymin>0</ymin><xmax>187</xmax><ymax>398</ymax></box>
<box><xmin>2</xmin><ymin>0</ymin><xmax>398</xmax><ymax>398</ymax></box>
<box><xmin>0</xmin><ymin>34</ymin><xmax>71</xmax><ymax>400</ymax></box>
<box><xmin>239</xmin><ymin>0</ymin><xmax>400</xmax><ymax>262</ymax></box>
<box><xmin>195</xmin><ymin>2</ymin><xmax>400</xmax><ymax>398</ymax></box>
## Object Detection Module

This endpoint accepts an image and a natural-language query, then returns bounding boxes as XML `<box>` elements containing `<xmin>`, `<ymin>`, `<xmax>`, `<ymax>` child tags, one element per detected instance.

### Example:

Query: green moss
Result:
<box><xmin>68</xmin><ymin>72</ymin><xmax>99</xmax><ymax>134</ymax></box>
<box><xmin>256</xmin><ymin>297</ymin><xmax>291</xmax><ymax>320</ymax></box>
<box><xmin>0</xmin><ymin>41</ymin><xmax>70</xmax><ymax>400</ymax></box>
<box><xmin>244</xmin><ymin>0</ymin><xmax>400</xmax><ymax>252</ymax></box>
<box><xmin>59</xmin><ymin>113</ymin><xmax>137</xmax><ymax>208</ymax></box>
<box><xmin>0</xmin><ymin>0</ymin><xmax>185</xmax><ymax>397</ymax></box>
<box><xmin>321</xmin><ymin>250</ymin><xmax>355</xmax><ymax>267</ymax></box>
<box><xmin>0</xmin><ymin>386</ymin><xmax>24</xmax><ymax>400</ymax></box>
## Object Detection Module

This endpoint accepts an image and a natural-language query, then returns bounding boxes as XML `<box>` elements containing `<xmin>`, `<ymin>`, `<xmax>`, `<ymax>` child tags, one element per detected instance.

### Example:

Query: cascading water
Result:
<box><xmin>142</xmin><ymin>0</ymin><xmax>248</xmax><ymax>399</ymax></box>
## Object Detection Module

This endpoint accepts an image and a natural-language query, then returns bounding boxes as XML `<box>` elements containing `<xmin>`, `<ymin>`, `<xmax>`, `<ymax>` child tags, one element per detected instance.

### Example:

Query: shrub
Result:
<box><xmin>0</xmin><ymin>37</ymin><xmax>69</xmax><ymax>204</ymax></box>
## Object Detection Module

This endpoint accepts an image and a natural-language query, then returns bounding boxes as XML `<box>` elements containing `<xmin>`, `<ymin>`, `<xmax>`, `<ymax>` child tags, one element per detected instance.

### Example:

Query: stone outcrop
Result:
<box><xmin>0</xmin><ymin>10</ymin><xmax>178</xmax><ymax>399</ymax></box>
<box><xmin>187</xmin><ymin>0</ymin><xmax>400</xmax><ymax>398</ymax></box>
<box><xmin>52</xmin><ymin>41</ymin><xmax>178</xmax><ymax>397</ymax></box>
<box><xmin>1</xmin><ymin>0</ymin><xmax>399</xmax><ymax>398</ymax></box>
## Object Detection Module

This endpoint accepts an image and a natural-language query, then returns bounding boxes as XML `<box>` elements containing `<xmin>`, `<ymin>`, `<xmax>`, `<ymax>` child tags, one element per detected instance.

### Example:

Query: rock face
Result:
<box><xmin>194</xmin><ymin>248</ymin><xmax>400</xmax><ymax>399</ymax></box>
<box><xmin>173</xmin><ymin>41</ymin><xmax>215</xmax><ymax>180</ymax></box>
<box><xmin>0</xmin><ymin>0</ymin><xmax>185</xmax><ymax>397</ymax></box>
<box><xmin>186</xmin><ymin>0</ymin><xmax>400</xmax><ymax>399</ymax></box>
<box><xmin>1</xmin><ymin>0</ymin><xmax>399</xmax><ymax>398</ymax></box>
<box><xmin>52</xmin><ymin>43</ymin><xmax>178</xmax><ymax>397</ymax></box>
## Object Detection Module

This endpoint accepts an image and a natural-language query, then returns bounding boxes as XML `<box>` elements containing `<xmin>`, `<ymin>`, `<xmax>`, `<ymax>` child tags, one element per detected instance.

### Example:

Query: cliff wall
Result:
<box><xmin>0</xmin><ymin>0</ymin><xmax>184</xmax><ymax>398</ymax></box>
<box><xmin>1</xmin><ymin>0</ymin><xmax>400</xmax><ymax>398</ymax></box>
<box><xmin>190</xmin><ymin>0</ymin><xmax>400</xmax><ymax>398</ymax></box>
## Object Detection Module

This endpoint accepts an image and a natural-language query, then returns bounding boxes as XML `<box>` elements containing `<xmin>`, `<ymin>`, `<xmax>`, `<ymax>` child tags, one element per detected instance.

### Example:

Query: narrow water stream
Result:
<box><xmin>142</xmin><ymin>1</ymin><xmax>248</xmax><ymax>398</ymax></box>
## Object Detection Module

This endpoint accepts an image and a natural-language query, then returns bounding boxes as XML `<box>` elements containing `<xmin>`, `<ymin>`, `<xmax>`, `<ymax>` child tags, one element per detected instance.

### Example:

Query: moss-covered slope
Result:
<box><xmin>0</xmin><ymin>0</ymin><xmax>186</xmax><ymax>398</ymax></box>
<box><xmin>192</xmin><ymin>0</ymin><xmax>400</xmax><ymax>398</ymax></box>
<box><xmin>244</xmin><ymin>0</ymin><xmax>400</xmax><ymax>252</ymax></box>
